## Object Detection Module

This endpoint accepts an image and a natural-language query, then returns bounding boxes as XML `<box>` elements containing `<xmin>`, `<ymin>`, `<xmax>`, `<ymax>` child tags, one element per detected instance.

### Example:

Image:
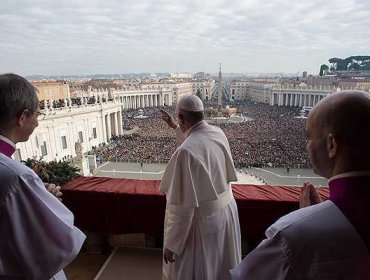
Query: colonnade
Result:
<box><xmin>103</xmin><ymin>111</ymin><xmax>123</xmax><ymax>142</ymax></box>
<box><xmin>119</xmin><ymin>94</ymin><xmax>165</xmax><ymax>109</ymax></box>
<box><xmin>271</xmin><ymin>92</ymin><xmax>327</xmax><ymax>107</ymax></box>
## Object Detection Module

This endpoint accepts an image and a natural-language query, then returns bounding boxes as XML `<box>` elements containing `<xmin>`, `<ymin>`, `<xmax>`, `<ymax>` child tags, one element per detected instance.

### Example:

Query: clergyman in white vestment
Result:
<box><xmin>0</xmin><ymin>74</ymin><xmax>86</xmax><ymax>280</ymax></box>
<box><xmin>230</xmin><ymin>91</ymin><xmax>370</xmax><ymax>279</ymax></box>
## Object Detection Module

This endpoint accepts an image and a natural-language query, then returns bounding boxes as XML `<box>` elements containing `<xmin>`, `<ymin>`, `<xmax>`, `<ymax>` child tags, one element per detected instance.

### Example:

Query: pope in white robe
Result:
<box><xmin>160</xmin><ymin>95</ymin><xmax>241</xmax><ymax>280</ymax></box>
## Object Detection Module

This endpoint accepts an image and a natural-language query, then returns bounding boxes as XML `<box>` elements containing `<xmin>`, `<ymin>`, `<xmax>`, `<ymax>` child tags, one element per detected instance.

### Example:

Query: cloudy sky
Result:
<box><xmin>1</xmin><ymin>0</ymin><xmax>369</xmax><ymax>76</ymax></box>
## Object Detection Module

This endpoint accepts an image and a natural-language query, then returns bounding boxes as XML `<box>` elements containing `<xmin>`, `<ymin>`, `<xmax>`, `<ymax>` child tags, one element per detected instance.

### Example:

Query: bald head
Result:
<box><xmin>307</xmin><ymin>90</ymin><xmax>370</xmax><ymax>176</ymax></box>
<box><xmin>313</xmin><ymin>90</ymin><xmax>370</xmax><ymax>147</ymax></box>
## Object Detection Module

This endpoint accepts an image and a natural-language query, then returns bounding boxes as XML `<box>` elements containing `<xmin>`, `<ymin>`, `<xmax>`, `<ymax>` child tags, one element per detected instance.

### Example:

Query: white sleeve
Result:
<box><xmin>230</xmin><ymin>236</ymin><xmax>294</xmax><ymax>280</ymax></box>
<box><xmin>163</xmin><ymin>203</ymin><xmax>195</xmax><ymax>256</ymax></box>
<box><xmin>0</xmin><ymin>173</ymin><xmax>86</xmax><ymax>280</ymax></box>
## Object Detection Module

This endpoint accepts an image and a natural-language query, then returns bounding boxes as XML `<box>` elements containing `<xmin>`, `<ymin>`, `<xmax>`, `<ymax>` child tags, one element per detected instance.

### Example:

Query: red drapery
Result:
<box><xmin>62</xmin><ymin>176</ymin><xmax>329</xmax><ymax>243</ymax></box>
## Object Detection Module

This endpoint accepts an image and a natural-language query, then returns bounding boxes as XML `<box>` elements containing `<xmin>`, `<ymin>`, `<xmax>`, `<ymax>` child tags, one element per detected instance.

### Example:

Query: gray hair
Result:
<box><xmin>178</xmin><ymin>108</ymin><xmax>204</xmax><ymax>125</ymax></box>
<box><xmin>0</xmin><ymin>73</ymin><xmax>39</xmax><ymax>130</ymax></box>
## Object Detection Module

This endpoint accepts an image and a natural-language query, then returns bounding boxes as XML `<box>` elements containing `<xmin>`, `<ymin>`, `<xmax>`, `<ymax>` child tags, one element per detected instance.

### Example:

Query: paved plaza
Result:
<box><xmin>95</xmin><ymin>162</ymin><xmax>328</xmax><ymax>186</ymax></box>
<box><xmin>245</xmin><ymin>167</ymin><xmax>328</xmax><ymax>186</ymax></box>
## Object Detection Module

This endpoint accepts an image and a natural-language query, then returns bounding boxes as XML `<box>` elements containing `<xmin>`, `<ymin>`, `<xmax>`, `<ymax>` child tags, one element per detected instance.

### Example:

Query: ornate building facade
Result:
<box><xmin>192</xmin><ymin>79</ymin><xmax>215</xmax><ymax>101</ymax></box>
<box><xmin>229</xmin><ymin>81</ymin><xmax>346</xmax><ymax>107</ymax></box>
<box><xmin>15</xmin><ymin>99</ymin><xmax>122</xmax><ymax>162</ymax></box>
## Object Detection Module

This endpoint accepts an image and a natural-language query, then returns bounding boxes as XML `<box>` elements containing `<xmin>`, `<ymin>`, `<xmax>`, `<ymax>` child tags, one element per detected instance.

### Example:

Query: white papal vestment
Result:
<box><xmin>160</xmin><ymin>121</ymin><xmax>241</xmax><ymax>280</ymax></box>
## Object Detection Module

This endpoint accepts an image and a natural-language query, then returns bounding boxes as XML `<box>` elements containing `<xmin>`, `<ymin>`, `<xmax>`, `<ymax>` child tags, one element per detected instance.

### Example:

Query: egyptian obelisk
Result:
<box><xmin>218</xmin><ymin>63</ymin><xmax>222</xmax><ymax>105</ymax></box>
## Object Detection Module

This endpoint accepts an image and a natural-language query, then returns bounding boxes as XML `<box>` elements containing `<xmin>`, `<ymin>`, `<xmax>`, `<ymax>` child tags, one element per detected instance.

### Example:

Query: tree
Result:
<box><xmin>319</xmin><ymin>64</ymin><xmax>329</xmax><ymax>76</ymax></box>
<box><xmin>349</xmin><ymin>62</ymin><xmax>360</xmax><ymax>70</ymax></box>
<box><xmin>23</xmin><ymin>159</ymin><xmax>80</xmax><ymax>185</ymax></box>
<box><xmin>329</xmin><ymin>57</ymin><xmax>347</xmax><ymax>71</ymax></box>
<box><xmin>327</xmin><ymin>55</ymin><xmax>370</xmax><ymax>72</ymax></box>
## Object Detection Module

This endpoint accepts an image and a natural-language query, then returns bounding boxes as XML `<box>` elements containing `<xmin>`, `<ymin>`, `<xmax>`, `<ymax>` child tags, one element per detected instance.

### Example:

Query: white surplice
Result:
<box><xmin>160</xmin><ymin>121</ymin><xmax>241</xmax><ymax>280</ymax></box>
<box><xmin>230</xmin><ymin>200</ymin><xmax>370</xmax><ymax>280</ymax></box>
<box><xmin>0</xmin><ymin>153</ymin><xmax>86</xmax><ymax>280</ymax></box>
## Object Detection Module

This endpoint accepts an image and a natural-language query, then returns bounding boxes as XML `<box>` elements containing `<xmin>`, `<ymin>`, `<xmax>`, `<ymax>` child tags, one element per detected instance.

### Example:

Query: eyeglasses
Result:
<box><xmin>32</xmin><ymin>110</ymin><xmax>46</xmax><ymax>120</ymax></box>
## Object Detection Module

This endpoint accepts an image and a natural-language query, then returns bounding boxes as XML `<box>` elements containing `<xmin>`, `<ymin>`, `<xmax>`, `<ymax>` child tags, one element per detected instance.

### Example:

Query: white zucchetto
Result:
<box><xmin>177</xmin><ymin>94</ymin><xmax>204</xmax><ymax>112</ymax></box>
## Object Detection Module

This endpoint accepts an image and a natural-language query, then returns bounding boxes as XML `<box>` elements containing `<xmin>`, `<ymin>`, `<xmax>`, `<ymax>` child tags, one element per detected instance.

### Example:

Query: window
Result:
<box><xmin>61</xmin><ymin>136</ymin><xmax>67</xmax><ymax>149</ymax></box>
<box><xmin>41</xmin><ymin>141</ymin><xmax>48</xmax><ymax>156</ymax></box>
<box><xmin>78</xmin><ymin>131</ymin><xmax>84</xmax><ymax>143</ymax></box>
<box><xmin>14</xmin><ymin>149</ymin><xmax>22</xmax><ymax>161</ymax></box>
<box><xmin>93</xmin><ymin>128</ymin><xmax>97</xmax><ymax>139</ymax></box>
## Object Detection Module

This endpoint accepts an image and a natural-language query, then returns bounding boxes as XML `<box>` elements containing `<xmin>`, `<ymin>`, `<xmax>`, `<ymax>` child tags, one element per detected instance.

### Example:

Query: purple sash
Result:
<box><xmin>0</xmin><ymin>139</ymin><xmax>15</xmax><ymax>158</ymax></box>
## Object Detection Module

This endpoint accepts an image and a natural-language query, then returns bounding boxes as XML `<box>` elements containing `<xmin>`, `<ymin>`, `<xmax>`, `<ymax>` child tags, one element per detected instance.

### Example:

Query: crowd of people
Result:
<box><xmin>96</xmin><ymin>102</ymin><xmax>309</xmax><ymax>168</ymax></box>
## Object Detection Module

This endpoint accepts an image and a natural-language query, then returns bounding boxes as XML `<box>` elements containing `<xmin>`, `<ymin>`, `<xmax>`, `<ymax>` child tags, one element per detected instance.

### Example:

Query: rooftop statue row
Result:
<box><xmin>39</xmin><ymin>96</ymin><xmax>118</xmax><ymax>110</ymax></box>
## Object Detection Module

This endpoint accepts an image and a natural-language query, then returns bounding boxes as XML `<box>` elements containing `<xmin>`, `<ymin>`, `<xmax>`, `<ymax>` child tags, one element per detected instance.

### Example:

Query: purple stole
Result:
<box><xmin>0</xmin><ymin>139</ymin><xmax>15</xmax><ymax>158</ymax></box>
<box><xmin>330</xmin><ymin>176</ymin><xmax>370</xmax><ymax>252</ymax></box>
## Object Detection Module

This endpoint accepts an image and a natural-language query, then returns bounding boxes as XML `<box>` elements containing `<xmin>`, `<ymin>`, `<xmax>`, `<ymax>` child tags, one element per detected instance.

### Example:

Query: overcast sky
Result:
<box><xmin>1</xmin><ymin>0</ymin><xmax>369</xmax><ymax>76</ymax></box>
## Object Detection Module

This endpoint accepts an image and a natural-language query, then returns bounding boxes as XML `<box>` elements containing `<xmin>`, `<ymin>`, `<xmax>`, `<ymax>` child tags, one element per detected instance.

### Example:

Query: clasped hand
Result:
<box><xmin>45</xmin><ymin>183</ymin><xmax>63</xmax><ymax>201</ymax></box>
<box><xmin>299</xmin><ymin>182</ymin><xmax>321</xmax><ymax>208</ymax></box>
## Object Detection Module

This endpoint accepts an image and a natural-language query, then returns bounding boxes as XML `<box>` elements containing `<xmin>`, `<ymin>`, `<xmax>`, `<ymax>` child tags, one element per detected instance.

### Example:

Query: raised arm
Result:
<box><xmin>160</xmin><ymin>109</ymin><xmax>178</xmax><ymax>129</ymax></box>
<box><xmin>160</xmin><ymin>109</ymin><xmax>186</xmax><ymax>143</ymax></box>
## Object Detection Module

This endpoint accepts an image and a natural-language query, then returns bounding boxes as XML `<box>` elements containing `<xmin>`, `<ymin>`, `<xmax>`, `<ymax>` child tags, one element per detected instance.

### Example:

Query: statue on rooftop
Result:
<box><xmin>75</xmin><ymin>141</ymin><xmax>83</xmax><ymax>160</ymax></box>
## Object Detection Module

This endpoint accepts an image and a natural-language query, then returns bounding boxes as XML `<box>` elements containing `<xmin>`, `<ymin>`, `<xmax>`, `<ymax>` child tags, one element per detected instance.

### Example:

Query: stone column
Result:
<box><xmin>106</xmin><ymin>114</ymin><xmax>112</xmax><ymax>141</ymax></box>
<box><xmin>160</xmin><ymin>92</ymin><xmax>164</xmax><ymax>106</ymax></box>
<box><xmin>278</xmin><ymin>92</ymin><xmax>282</xmax><ymax>106</ymax></box>
<box><xmin>114</xmin><ymin>112</ymin><xmax>119</xmax><ymax>136</ymax></box>
<box><xmin>118</xmin><ymin>111</ymin><xmax>123</xmax><ymax>135</ymax></box>
<box><xmin>99</xmin><ymin>113</ymin><xmax>104</xmax><ymax>144</ymax></box>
